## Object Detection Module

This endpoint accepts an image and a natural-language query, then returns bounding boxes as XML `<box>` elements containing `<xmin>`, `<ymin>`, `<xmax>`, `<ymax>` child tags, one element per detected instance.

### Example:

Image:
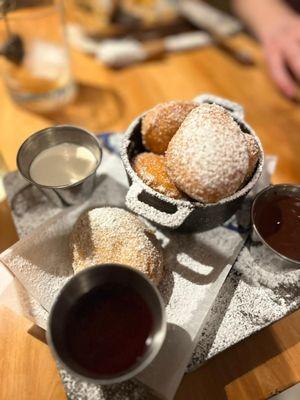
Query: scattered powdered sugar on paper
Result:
<box><xmin>3</xmin><ymin>144</ymin><xmax>298</xmax><ymax>399</ymax></box>
<box><xmin>2</xmin><ymin>253</ymin><xmax>70</xmax><ymax>311</ymax></box>
<box><xmin>235</xmin><ymin>244</ymin><xmax>300</xmax><ymax>298</ymax></box>
<box><xmin>60</xmin><ymin>367</ymin><xmax>150</xmax><ymax>400</ymax></box>
<box><xmin>3</xmin><ymin>172</ymin><xmax>60</xmax><ymax>237</ymax></box>
<box><xmin>156</xmin><ymin>227</ymin><xmax>244</xmax><ymax>328</ymax></box>
<box><xmin>235</xmin><ymin>244</ymin><xmax>300</xmax><ymax>316</ymax></box>
<box><xmin>1</xmin><ymin>167</ymin><xmax>129</xmax><ymax>312</ymax></box>
<box><xmin>188</xmin><ymin>242</ymin><xmax>300</xmax><ymax>371</ymax></box>
<box><xmin>1</xmin><ymin>169</ymin><xmax>247</xmax><ymax>400</ymax></box>
<box><xmin>135</xmin><ymin>225</ymin><xmax>246</xmax><ymax>399</ymax></box>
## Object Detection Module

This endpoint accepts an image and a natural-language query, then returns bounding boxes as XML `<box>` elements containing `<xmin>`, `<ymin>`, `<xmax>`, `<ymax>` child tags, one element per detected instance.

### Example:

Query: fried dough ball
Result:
<box><xmin>132</xmin><ymin>152</ymin><xmax>185</xmax><ymax>199</ymax></box>
<box><xmin>141</xmin><ymin>100</ymin><xmax>198</xmax><ymax>154</ymax></box>
<box><xmin>70</xmin><ymin>207</ymin><xmax>164</xmax><ymax>285</ymax></box>
<box><xmin>166</xmin><ymin>104</ymin><xmax>250</xmax><ymax>203</ymax></box>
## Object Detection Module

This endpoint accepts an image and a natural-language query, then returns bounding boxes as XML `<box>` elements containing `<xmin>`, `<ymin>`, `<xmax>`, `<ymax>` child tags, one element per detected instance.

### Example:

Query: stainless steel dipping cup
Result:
<box><xmin>251</xmin><ymin>184</ymin><xmax>300</xmax><ymax>269</ymax></box>
<box><xmin>47</xmin><ymin>264</ymin><xmax>167</xmax><ymax>384</ymax></box>
<box><xmin>17</xmin><ymin>125</ymin><xmax>102</xmax><ymax>207</ymax></box>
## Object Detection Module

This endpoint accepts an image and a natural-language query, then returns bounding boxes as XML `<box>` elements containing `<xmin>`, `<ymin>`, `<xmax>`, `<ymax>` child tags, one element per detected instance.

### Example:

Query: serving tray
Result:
<box><xmin>2</xmin><ymin>134</ymin><xmax>299</xmax><ymax>400</ymax></box>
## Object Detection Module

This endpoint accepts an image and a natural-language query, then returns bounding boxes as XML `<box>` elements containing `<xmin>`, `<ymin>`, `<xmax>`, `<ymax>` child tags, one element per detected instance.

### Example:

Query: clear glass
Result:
<box><xmin>0</xmin><ymin>1</ymin><xmax>76</xmax><ymax>113</ymax></box>
<box><xmin>0</xmin><ymin>151</ymin><xmax>8</xmax><ymax>201</ymax></box>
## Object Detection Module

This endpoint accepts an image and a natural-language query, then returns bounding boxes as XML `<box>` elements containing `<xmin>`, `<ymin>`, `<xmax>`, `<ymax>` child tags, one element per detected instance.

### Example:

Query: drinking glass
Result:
<box><xmin>0</xmin><ymin>151</ymin><xmax>7</xmax><ymax>201</ymax></box>
<box><xmin>0</xmin><ymin>1</ymin><xmax>76</xmax><ymax>113</ymax></box>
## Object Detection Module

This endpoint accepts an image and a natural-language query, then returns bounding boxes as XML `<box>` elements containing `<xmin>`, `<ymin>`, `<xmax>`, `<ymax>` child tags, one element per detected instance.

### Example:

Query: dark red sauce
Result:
<box><xmin>64</xmin><ymin>284</ymin><xmax>153</xmax><ymax>376</ymax></box>
<box><xmin>254</xmin><ymin>194</ymin><xmax>300</xmax><ymax>262</ymax></box>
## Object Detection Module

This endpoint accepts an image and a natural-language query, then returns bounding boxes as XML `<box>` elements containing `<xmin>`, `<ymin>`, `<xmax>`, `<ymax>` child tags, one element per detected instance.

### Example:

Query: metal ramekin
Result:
<box><xmin>47</xmin><ymin>264</ymin><xmax>167</xmax><ymax>385</ymax></box>
<box><xmin>251</xmin><ymin>184</ymin><xmax>300</xmax><ymax>269</ymax></box>
<box><xmin>121</xmin><ymin>94</ymin><xmax>264</xmax><ymax>232</ymax></box>
<box><xmin>17</xmin><ymin>125</ymin><xmax>102</xmax><ymax>207</ymax></box>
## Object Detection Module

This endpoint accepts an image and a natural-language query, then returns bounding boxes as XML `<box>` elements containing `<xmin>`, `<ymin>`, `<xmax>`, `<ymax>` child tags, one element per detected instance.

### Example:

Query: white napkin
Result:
<box><xmin>0</xmin><ymin>151</ymin><xmax>272</xmax><ymax>400</ymax></box>
<box><xmin>0</xmin><ymin>207</ymin><xmax>244</xmax><ymax>400</ymax></box>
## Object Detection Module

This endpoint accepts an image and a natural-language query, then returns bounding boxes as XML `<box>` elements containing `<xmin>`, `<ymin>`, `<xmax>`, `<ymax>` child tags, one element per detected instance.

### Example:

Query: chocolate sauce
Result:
<box><xmin>254</xmin><ymin>194</ymin><xmax>300</xmax><ymax>262</ymax></box>
<box><xmin>64</xmin><ymin>284</ymin><xmax>153</xmax><ymax>376</ymax></box>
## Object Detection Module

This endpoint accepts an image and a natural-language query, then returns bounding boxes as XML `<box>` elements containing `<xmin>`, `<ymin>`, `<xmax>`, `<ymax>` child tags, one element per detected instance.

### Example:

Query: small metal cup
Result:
<box><xmin>251</xmin><ymin>184</ymin><xmax>300</xmax><ymax>269</ymax></box>
<box><xmin>47</xmin><ymin>264</ymin><xmax>167</xmax><ymax>384</ymax></box>
<box><xmin>17</xmin><ymin>125</ymin><xmax>102</xmax><ymax>207</ymax></box>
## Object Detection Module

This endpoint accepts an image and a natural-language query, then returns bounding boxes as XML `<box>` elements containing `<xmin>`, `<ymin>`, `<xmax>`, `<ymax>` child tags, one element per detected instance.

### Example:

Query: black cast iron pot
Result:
<box><xmin>120</xmin><ymin>94</ymin><xmax>264</xmax><ymax>232</ymax></box>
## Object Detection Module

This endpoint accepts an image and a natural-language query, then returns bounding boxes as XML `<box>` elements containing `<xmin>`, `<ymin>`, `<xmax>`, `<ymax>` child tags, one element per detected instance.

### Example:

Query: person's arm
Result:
<box><xmin>232</xmin><ymin>0</ymin><xmax>300</xmax><ymax>98</ymax></box>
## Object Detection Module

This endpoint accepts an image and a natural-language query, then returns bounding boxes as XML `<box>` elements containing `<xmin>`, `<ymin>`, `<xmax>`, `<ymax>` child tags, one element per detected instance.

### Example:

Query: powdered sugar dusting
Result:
<box><xmin>59</xmin><ymin>367</ymin><xmax>150</xmax><ymax>400</ymax></box>
<box><xmin>166</xmin><ymin>104</ymin><xmax>250</xmax><ymax>203</ymax></box>
<box><xmin>244</xmin><ymin>134</ymin><xmax>260</xmax><ymax>179</ymax></box>
<box><xmin>70</xmin><ymin>207</ymin><xmax>164</xmax><ymax>285</ymax></box>
<box><xmin>235</xmin><ymin>244</ymin><xmax>300</xmax><ymax>300</ymax></box>
<box><xmin>189</xmin><ymin>242</ymin><xmax>300</xmax><ymax>371</ymax></box>
<box><xmin>1</xmin><ymin>249</ymin><xmax>70</xmax><ymax>312</ymax></box>
<box><xmin>0</xmin><ymin>208</ymin><xmax>75</xmax><ymax>311</ymax></box>
<box><xmin>120</xmin><ymin>101</ymin><xmax>264</xmax><ymax>215</ymax></box>
<box><xmin>126</xmin><ymin>182</ymin><xmax>194</xmax><ymax>229</ymax></box>
<box><xmin>4</xmin><ymin>141</ymin><xmax>290</xmax><ymax>400</ymax></box>
<box><xmin>1</xmin><ymin>178</ymin><xmax>247</xmax><ymax>398</ymax></box>
<box><xmin>156</xmin><ymin>226</ymin><xmax>244</xmax><ymax>326</ymax></box>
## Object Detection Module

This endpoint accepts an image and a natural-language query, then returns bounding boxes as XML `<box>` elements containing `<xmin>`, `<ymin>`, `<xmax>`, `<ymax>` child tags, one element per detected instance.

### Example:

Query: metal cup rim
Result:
<box><xmin>47</xmin><ymin>263</ymin><xmax>167</xmax><ymax>385</ymax></box>
<box><xmin>251</xmin><ymin>183</ymin><xmax>300</xmax><ymax>266</ymax></box>
<box><xmin>16</xmin><ymin>124</ymin><xmax>102</xmax><ymax>190</ymax></box>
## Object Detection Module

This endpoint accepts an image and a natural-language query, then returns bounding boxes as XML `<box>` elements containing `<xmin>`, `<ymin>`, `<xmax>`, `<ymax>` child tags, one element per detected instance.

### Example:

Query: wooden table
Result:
<box><xmin>1</xmin><ymin>33</ymin><xmax>300</xmax><ymax>400</ymax></box>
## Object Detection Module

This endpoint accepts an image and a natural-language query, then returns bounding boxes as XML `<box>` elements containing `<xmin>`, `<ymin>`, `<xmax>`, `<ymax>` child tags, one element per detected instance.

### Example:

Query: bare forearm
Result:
<box><xmin>232</xmin><ymin>0</ymin><xmax>300</xmax><ymax>98</ymax></box>
<box><xmin>232</xmin><ymin>0</ymin><xmax>296</xmax><ymax>40</ymax></box>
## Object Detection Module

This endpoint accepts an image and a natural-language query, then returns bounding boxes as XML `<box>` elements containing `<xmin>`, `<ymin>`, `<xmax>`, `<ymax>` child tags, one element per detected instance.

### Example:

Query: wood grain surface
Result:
<box><xmin>0</xmin><ymin>32</ymin><xmax>300</xmax><ymax>400</ymax></box>
<box><xmin>0</xmin><ymin>306</ymin><xmax>65</xmax><ymax>400</ymax></box>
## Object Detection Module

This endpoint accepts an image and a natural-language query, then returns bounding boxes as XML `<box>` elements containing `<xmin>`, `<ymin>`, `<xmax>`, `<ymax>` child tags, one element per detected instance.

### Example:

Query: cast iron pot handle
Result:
<box><xmin>125</xmin><ymin>182</ymin><xmax>194</xmax><ymax>229</ymax></box>
<box><xmin>193</xmin><ymin>94</ymin><xmax>245</xmax><ymax>120</ymax></box>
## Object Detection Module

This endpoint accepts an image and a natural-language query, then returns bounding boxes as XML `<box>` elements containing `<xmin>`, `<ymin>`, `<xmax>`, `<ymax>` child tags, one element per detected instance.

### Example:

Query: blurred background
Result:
<box><xmin>0</xmin><ymin>0</ymin><xmax>245</xmax><ymax>122</ymax></box>
<box><xmin>1</xmin><ymin>3</ymin><xmax>300</xmax><ymax>400</ymax></box>
<box><xmin>1</xmin><ymin>0</ymin><xmax>300</xmax><ymax>180</ymax></box>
